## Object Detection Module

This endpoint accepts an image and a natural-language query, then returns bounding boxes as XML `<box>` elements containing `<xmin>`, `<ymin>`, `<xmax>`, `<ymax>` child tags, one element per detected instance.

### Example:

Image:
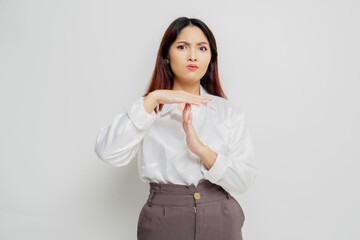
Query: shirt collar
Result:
<box><xmin>158</xmin><ymin>84</ymin><xmax>216</xmax><ymax>117</ymax></box>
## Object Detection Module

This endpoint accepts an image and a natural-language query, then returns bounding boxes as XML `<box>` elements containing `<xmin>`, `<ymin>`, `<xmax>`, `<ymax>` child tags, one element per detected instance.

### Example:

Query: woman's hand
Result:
<box><xmin>150</xmin><ymin>89</ymin><xmax>213</xmax><ymax>155</ymax></box>
<box><xmin>153</xmin><ymin>89</ymin><xmax>213</xmax><ymax>105</ymax></box>
<box><xmin>182</xmin><ymin>102</ymin><xmax>218</xmax><ymax>169</ymax></box>
<box><xmin>182</xmin><ymin>103</ymin><xmax>205</xmax><ymax>156</ymax></box>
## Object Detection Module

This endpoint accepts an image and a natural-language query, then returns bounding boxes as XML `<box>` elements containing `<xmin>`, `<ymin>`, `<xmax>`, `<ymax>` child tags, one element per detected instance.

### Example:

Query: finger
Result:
<box><xmin>182</xmin><ymin>90</ymin><xmax>214</xmax><ymax>100</ymax></box>
<box><xmin>182</xmin><ymin>103</ymin><xmax>189</xmax><ymax>122</ymax></box>
<box><xmin>186</xmin><ymin>97</ymin><xmax>212</xmax><ymax>106</ymax></box>
<box><xmin>186</xmin><ymin>104</ymin><xmax>192</xmax><ymax>123</ymax></box>
<box><xmin>189</xmin><ymin>96</ymin><xmax>213</xmax><ymax>104</ymax></box>
<box><xmin>185</xmin><ymin>103</ymin><xmax>191</xmax><ymax>122</ymax></box>
<box><xmin>181</xmin><ymin>92</ymin><xmax>213</xmax><ymax>103</ymax></box>
<box><xmin>170</xmin><ymin>91</ymin><xmax>213</xmax><ymax>104</ymax></box>
<box><xmin>174</xmin><ymin>97</ymin><xmax>206</xmax><ymax>105</ymax></box>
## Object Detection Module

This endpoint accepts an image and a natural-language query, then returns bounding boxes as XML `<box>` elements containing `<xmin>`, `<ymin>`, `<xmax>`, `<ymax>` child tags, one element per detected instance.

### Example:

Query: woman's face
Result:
<box><xmin>167</xmin><ymin>25</ymin><xmax>211</xmax><ymax>85</ymax></box>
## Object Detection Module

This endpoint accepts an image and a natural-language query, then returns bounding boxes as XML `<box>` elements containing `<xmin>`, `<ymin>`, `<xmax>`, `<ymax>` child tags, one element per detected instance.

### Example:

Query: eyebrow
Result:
<box><xmin>176</xmin><ymin>41</ymin><xmax>209</xmax><ymax>45</ymax></box>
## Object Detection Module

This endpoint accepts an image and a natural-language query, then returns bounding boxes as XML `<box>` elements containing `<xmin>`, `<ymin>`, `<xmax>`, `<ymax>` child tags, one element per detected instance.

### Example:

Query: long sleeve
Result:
<box><xmin>201</xmin><ymin>110</ymin><xmax>258</xmax><ymax>195</ymax></box>
<box><xmin>94</xmin><ymin>96</ymin><xmax>157</xmax><ymax>167</ymax></box>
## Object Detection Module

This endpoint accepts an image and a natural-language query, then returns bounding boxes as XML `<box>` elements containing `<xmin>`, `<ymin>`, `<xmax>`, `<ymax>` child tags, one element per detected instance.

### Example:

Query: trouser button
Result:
<box><xmin>193</xmin><ymin>192</ymin><xmax>201</xmax><ymax>200</ymax></box>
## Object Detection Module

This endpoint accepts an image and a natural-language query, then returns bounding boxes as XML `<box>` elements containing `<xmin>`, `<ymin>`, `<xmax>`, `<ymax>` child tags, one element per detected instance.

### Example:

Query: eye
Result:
<box><xmin>177</xmin><ymin>45</ymin><xmax>207</xmax><ymax>51</ymax></box>
<box><xmin>177</xmin><ymin>45</ymin><xmax>186</xmax><ymax>50</ymax></box>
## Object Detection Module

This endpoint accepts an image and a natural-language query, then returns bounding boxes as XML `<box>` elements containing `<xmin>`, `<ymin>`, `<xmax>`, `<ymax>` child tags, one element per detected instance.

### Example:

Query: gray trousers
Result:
<box><xmin>137</xmin><ymin>179</ymin><xmax>245</xmax><ymax>240</ymax></box>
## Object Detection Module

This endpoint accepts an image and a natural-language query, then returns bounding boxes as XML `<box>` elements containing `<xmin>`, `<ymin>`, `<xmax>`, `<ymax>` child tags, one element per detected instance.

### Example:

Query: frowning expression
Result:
<box><xmin>167</xmin><ymin>25</ymin><xmax>211</xmax><ymax>84</ymax></box>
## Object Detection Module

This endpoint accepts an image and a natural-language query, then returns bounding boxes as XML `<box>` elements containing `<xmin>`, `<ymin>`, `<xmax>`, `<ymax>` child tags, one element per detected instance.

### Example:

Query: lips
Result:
<box><xmin>187</xmin><ymin>64</ymin><xmax>198</xmax><ymax>70</ymax></box>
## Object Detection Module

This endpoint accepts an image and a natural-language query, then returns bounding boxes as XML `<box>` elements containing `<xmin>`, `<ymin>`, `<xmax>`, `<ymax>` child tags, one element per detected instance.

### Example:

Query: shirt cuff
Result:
<box><xmin>126</xmin><ymin>96</ymin><xmax>156</xmax><ymax>131</ymax></box>
<box><xmin>201</xmin><ymin>152</ymin><xmax>228</xmax><ymax>183</ymax></box>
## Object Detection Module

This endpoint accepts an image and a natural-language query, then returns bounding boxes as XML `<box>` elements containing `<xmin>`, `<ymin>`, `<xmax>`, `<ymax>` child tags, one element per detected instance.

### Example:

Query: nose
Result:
<box><xmin>188</xmin><ymin>48</ymin><xmax>197</xmax><ymax>62</ymax></box>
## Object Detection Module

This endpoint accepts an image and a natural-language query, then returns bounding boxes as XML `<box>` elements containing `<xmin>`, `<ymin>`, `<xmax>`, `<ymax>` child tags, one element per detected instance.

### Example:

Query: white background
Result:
<box><xmin>1</xmin><ymin>0</ymin><xmax>359</xmax><ymax>239</ymax></box>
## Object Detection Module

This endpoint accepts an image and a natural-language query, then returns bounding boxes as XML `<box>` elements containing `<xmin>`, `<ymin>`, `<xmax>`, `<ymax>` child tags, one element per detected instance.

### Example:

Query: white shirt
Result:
<box><xmin>94</xmin><ymin>85</ymin><xmax>258</xmax><ymax>203</ymax></box>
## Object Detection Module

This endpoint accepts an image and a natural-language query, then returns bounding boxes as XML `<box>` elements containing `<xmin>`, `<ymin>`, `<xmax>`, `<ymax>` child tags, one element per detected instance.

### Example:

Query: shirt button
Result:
<box><xmin>193</xmin><ymin>192</ymin><xmax>201</xmax><ymax>200</ymax></box>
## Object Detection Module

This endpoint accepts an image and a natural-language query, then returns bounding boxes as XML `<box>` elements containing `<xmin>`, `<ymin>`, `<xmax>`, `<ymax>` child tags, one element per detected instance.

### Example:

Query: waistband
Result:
<box><xmin>147</xmin><ymin>179</ymin><xmax>230</xmax><ymax>207</ymax></box>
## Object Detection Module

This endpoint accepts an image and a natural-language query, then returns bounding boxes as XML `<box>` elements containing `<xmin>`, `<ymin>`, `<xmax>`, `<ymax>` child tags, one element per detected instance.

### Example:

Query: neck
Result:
<box><xmin>172</xmin><ymin>81</ymin><xmax>201</xmax><ymax>95</ymax></box>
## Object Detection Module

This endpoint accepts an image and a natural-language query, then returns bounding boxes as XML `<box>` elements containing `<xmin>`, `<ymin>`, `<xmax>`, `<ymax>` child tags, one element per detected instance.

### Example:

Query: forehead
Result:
<box><xmin>175</xmin><ymin>26</ymin><xmax>208</xmax><ymax>42</ymax></box>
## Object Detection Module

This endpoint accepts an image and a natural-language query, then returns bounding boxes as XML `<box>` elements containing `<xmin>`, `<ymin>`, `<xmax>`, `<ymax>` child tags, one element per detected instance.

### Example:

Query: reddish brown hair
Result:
<box><xmin>143</xmin><ymin>17</ymin><xmax>227</xmax><ymax>114</ymax></box>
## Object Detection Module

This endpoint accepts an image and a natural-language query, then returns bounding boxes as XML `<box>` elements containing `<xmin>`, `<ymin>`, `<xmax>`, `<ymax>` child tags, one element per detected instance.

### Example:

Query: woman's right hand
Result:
<box><xmin>152</xmin><ymin>89</ymin><xmax>214</xmax><ymax>105</ymax></box>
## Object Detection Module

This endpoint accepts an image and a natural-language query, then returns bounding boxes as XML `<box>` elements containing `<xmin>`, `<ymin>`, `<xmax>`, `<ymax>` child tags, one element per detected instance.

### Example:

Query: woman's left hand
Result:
<box><xmin>182</xmin><ymin>103</ymin><xmax>205</xmax><ymax>155</ymax></box>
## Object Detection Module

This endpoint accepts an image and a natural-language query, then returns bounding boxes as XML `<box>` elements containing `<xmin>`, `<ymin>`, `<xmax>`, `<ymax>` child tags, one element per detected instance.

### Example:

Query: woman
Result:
<box><xmin>94</xmin><ymin>17</ymin><xmax>258</xmax><ymax>240</ymax></box>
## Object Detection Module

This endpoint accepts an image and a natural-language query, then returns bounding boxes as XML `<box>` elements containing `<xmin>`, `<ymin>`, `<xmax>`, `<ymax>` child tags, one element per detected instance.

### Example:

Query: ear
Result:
<box><xmin>166</xmin><ymin>56</ymin><xmax>170</xmax><ymax>63</ymax></box>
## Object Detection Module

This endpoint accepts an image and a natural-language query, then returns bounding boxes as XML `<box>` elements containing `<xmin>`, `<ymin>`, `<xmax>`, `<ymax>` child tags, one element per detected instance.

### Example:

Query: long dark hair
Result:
<box><xmin>143</xmin><ymin>17</ymin><xmax>227</xmax><ymax>114</ymax></box>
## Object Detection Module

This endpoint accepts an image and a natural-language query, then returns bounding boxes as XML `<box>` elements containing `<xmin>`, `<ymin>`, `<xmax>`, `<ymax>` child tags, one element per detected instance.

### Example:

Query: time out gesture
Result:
<box><xmin>143</xmin><ymin>89</ymin><xmax>218</xmax><ymax>170</ymax></box>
